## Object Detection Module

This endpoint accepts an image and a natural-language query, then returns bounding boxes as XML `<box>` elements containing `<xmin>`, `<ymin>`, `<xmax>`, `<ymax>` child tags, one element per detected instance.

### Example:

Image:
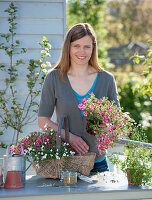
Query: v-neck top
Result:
<box><xmin>73</xmin><ymin>72</ymin><xmax>99</xmax><ymax>116</ymax></box>
<box><xmin>38</xmin><ymin>69</ymin><xmax>120</xmax><ymax>161</ymax></box>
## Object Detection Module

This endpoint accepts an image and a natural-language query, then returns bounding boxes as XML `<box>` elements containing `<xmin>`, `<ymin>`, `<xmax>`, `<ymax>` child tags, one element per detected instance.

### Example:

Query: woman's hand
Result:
<box><xmin>38</xmin><ymin>117</ymin><xmax>89</xmax><ymax>154</ymax></box>
<box><xmin>69</xmin><ymin>133</ymin><xmax>89</xmax><ymax>154</ymax></box>
<box><xmin>93</xmin><ymin>123</ymin><xmax>107</xmax><ymax>135</ymax></box>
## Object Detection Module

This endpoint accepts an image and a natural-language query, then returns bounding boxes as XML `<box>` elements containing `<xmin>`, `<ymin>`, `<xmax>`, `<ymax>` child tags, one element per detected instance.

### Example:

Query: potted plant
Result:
<box><xmin>10</xmin><ymin>129</ymin><xmax>75</xmax><ymax>163</ymax></box>
<box><xmin>108</xmin><ymin>123</ymin><xmax>152</xmax><ymax>187</ymax></box>
<box><xmin>108</xmin><ymin>144</ymin><xmax>152</xmax><ymax>186</ymax></box>
<box><xmin>78</xmin><ymin>93</ymin><xmax>133</xmax><ymax>153</ymax></box>
<box><xmin>10</xmin><ymin>123</ymin><xmax>96</xmax><ymax>179</ymax></box>
<box><xmin>10</xmin><ymin>128</ymin><xmax>76</xmax><ymax>179</ymax></box>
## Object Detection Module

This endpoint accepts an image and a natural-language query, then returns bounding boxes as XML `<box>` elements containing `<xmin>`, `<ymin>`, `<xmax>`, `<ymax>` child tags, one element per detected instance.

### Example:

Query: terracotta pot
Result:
<box><xmin>4</xmin><ymin>171</ymin><xmax>23</xmax><ymax>189</ymax></box>
<box><xmin>127</xmin><ymin>170</ymin><xmax>142</xmax><ymax>186</ymax></box>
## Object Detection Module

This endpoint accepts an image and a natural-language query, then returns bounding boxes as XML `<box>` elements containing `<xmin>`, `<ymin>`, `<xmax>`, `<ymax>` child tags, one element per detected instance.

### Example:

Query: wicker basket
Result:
<box><xmin>32</xmin><ymin>115</ymin><xmax>96</xmax><ymax>179</ymax></box>
<box><xmin>32</xmin><ymin>152</ymin><xmax>96</xmax><ymax>179</ymax></box>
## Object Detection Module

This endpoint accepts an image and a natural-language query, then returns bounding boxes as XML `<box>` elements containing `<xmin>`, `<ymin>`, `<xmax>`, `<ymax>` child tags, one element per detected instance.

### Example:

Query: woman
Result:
<box><xmin>38</xmin><ymin>23</ymin><xmax>119</xmax><ymax>173</ymax></box>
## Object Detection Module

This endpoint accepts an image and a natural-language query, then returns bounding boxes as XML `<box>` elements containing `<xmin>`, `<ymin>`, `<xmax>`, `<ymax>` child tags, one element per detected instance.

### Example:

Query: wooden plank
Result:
<box><xmin>0</xmin><ymin>0</ymin><xmax>64</xmax><ymax>2</ymax></box>
<box><xmin>0</xmin><ymin>79</ymin><xmax>41</xmax><ymax>94</ymax></box>
<box><xmin>0</xmin><ymin>19</ymin><xmax>63</xmax><ymax>34</ymax></box>
<box><xmin>0</xmin><ymin>34</ymin><xmax>63</xmax><ymax>49</ymax></box>
<box><xmin>0</xmin><ymin>0</ymin><xmax>64</xmax><ymax>145</ymax></box>
<box><xmin>0</xmin><ymin>64</ymin><xmax>55</xmax><ymax>80</ymax></box>
<box><xmin>0</xmin><ymin>124</ymin><xmax>40</xmax><ymax>144</ymax></box>
<box><xmin>63</xmin><ymin>0</ymin><xmax>66</xmax><ymax>36</ymax></box>
<box><xmin>0</xmin><ymin>2</ymin><xmax>63</xmax><ymax>19</ymax></box>
<box><xmin>0</xmin><ymin>49</ymin><xmax>61</xmax><ymax>64</ymax></box>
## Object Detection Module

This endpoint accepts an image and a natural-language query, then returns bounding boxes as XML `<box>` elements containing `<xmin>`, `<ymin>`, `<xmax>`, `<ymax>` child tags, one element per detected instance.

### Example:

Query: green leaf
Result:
<box><xmin>0</xmin><ymin>131</ymin><xmax>4</xmax><ymax>135</ymax></box>
<box><xmin>147</xmin><ymin>40</ymin><xmax>152</xmax><ymax>46</ymax></box>
<box><xmin>0</xmin><ymin>142</ymin><xmax>7</xmax><ymax>148</ymax></box>
<box><xmin>16</xmin><ymin>59</ymin><xmax>24</xmax><ymax>65</ymax></box>
<box><xmin>21</xmin><ymin>48</ymin><xmax>27</xmax><ymax>53</ymax></box>
<box><xmin>32</xmin><ymin>102</ymin><xmax>38</xmax><ymax>106</ymax></box>
<box><xmin>129</xmin><ymin>56</ymin><xmax>134</xmax><ymax>60</ymax></box>
<box><xmin>134</xmin><ymin>57</ymin><xmax>140</xmax><ymax>64</ymax></box>
<box><xmin>0</xmin><ymin>64</ymin><xmax>5</xmax><ymax>69</ymax></box>
<box><xmin>42</xmin><ymin>36</ymin><xmax>47</xmax><ymax>41</ymax></box>
<box><xmin>147</xmin><ymin>50</ymin><xmax>152</xmax><ymax>57</ymax></box>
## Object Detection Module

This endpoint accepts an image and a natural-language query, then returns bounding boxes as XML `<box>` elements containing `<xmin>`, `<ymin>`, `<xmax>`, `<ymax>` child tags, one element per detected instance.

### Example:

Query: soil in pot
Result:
<box><xmin>86</xmin><ymin>120</ymin><xmax>95</xmax><ymax>136</ymax></box>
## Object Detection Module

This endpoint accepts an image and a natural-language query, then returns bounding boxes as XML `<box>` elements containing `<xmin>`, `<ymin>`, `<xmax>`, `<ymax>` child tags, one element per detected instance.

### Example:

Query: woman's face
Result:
<box><xmin>70</xmin><ymin>35</ymin><xmax>93</xmax><ymax>66</ymax></box>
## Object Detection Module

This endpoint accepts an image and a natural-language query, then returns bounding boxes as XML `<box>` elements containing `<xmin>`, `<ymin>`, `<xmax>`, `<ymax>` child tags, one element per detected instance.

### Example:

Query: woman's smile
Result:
<box><xmin>77</xmin><ymin>56</ymin><xmax>86</xmax><ymax>60</ymax></box>
<box><xmin>70</xmin><ymin>35</ymin><xmax>93</xmax><ymax>66</ymax></box>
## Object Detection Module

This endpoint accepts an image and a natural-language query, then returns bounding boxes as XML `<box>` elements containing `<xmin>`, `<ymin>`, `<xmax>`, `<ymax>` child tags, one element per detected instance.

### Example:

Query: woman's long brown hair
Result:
<box><xmin>53</xmin><ymin>23</ymin><xmax>102</xmax><ymax>80</ymax></box>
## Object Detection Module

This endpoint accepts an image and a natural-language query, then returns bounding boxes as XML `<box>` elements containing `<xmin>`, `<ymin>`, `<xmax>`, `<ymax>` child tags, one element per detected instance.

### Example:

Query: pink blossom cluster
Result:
<box><xmin>10</xmin><ymin>129</ymin><xmax>75</xmax><ymax>162</ymax></box>
<box><xmin>78</xmin><ymin>93</ymin><xmax>133</xmax><ymax>153</ymax></box>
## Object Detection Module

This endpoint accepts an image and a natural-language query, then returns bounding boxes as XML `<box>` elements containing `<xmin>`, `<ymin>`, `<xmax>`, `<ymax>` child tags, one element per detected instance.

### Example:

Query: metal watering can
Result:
<box><xmin>3</xmin><ymin>142</ymin><xmax>32</xmax><ymax>188</ymax></box>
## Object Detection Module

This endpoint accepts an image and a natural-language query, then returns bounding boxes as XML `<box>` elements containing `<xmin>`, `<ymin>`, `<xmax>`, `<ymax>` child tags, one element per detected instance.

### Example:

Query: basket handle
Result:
<box><xmin>56</xmin><ymin>115</ymin><xmax>69</xmax><ymax>150</ymax></box>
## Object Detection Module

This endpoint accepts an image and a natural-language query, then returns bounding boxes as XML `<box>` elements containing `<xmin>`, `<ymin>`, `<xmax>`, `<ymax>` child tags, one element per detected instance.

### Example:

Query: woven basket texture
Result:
<box><xmin>32</xmin><ymin>152</ymin><xmax>96</xmax><ymax>179</ymax></box>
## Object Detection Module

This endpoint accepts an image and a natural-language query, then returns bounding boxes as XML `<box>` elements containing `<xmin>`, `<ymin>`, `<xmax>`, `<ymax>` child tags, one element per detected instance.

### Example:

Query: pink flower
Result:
<box><xmin>36</xmin><ymin>138</ymin><xmax>42</xmax><ymax>143</ymax></box>
<box><xmin>107</xmin><ymin>126</ymin><xmax>114</xmax><ymax>133</ymax></box>
<box><xmin>43</xmin><ymin>137</ymin><xmax>49</xmax><ymax>143</ymax></box>
<box><xmin>101</xmin><ymin>112</ymin><xmax>105</xmax><ymax>117</ymax></box>
<box><xmin>81</xmin><ymin>98</ymin><xmax>87</xmax><ymax>103</ymax></box>
<box><xmin>102</xmin><ymin>118</ymin><xmax>109</xmax><ymax>123</ymax></box>
<box><xmin>24</xmin><ymin>137</ymin><xmax>29</xmax><ymax>143</ymax></box>
<box><xmin>104</xmin><ymin>138</ymin><xmax>110</xmax><ymax>144</ymax></box>
<box><xmin>119</xmin><ymin>123</ymin><xmax>123</xmax><ymax>128</ymax></box>
<box><xmin>35</xmin><ymin>141</ymin><xmax>40</xmax><ymax>146</ymax></box>
<box><xmin>10</xmin><ymin>146</ymin><xmax>16</xmax><ymax>153</ymax></box>
<box><xmin>34</xmin><ymin>138</ymin><xmax>42</xmax><ymax>146</ymax></box>
<box><xmin>97</xmin><ymin>100</ymin><xmax>101</xmax><ymax>105</ymax></box>
<box><xmin>78</xmin><ymin>103</ymin><xmax>86</xmax><ymax>110</ymax></box>
<box><xmin>83</xmin><ymin>111</ymin><xmax>88</xmax><ymax>117</ymax></box>
<box><xmin>124</xmin><ymin>118</ymin><xmax>128</xmax><ymax>122</ymax></box>
<box><xmin>89</xmin><ymin>92</ymin><xmax>93</xmax><ymax>95</ymax></box>
<box><xmin>88</xmin><ymin>104</ymin><xmax>94</xmax><ymax>110</ymax></box>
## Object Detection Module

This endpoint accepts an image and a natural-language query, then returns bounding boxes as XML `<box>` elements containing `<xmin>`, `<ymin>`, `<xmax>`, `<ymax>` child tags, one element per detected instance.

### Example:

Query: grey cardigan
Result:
<box><xmin>38</xmin><ymin>69</ymin><xmax>120</xmax><ymax>161</ymax></box>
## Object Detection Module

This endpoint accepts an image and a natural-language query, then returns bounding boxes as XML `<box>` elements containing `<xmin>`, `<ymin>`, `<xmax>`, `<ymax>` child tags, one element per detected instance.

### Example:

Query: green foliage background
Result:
<box><xmin>66</xmin><ymin>0</ymin><xmax>114</xmax><ymax>70</ymax></box>
<box><xmin>116</xmin><ymin>73</ymin><xmax>152</xmax><ymax>142</ymax></box>
<box><xmin>67</xmin><ymin>0</ymin><xmax>152</xmax><ymax>143</ymax></box>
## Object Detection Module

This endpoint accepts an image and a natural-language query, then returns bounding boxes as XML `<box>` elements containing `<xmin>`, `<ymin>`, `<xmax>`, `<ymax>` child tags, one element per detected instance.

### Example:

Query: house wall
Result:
<box><xmin>0</xmin><ymin>0</ymin><xmax>66</xmax><ymax>145</ymax></box>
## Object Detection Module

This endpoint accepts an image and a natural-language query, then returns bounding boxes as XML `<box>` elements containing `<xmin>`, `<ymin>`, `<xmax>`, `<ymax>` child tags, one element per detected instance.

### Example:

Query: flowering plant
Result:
<box><xmin>10</xmin><ymin>129</ymin><xmax>75</xmax><ymax>162</ymax></box>
<box><xmin>78</xmin><ymin>93</ymin><xmax>133</xmax><ymax>153</ymax></box>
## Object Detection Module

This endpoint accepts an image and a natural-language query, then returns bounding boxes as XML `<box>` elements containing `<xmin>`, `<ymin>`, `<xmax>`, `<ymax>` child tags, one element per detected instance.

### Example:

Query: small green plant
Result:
<box><xmin>0</xmin><ymin>2</ymin><xmax>51</xmax><ymax>147</ymax></box>
<box><xmin>128</xmin><ymin>122</ymin><xmax>148</xmax><ymax>143</ymax></box>
<box><xmin>109</xmin><ymin>145</ymin><xmax>152</xmax><ymax>186</ymax></box>
<box><xmin>108</xmin><ymin>122</ymin><xmax>152</xmax><ymax>186</ymax></box>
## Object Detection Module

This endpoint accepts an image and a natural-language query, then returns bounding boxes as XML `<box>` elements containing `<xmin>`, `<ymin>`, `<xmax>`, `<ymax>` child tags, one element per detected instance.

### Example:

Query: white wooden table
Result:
<box><xmin>0</xmin><ymin>174</ymin><xmax>152</xmax><ymax>200</ymax></box>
